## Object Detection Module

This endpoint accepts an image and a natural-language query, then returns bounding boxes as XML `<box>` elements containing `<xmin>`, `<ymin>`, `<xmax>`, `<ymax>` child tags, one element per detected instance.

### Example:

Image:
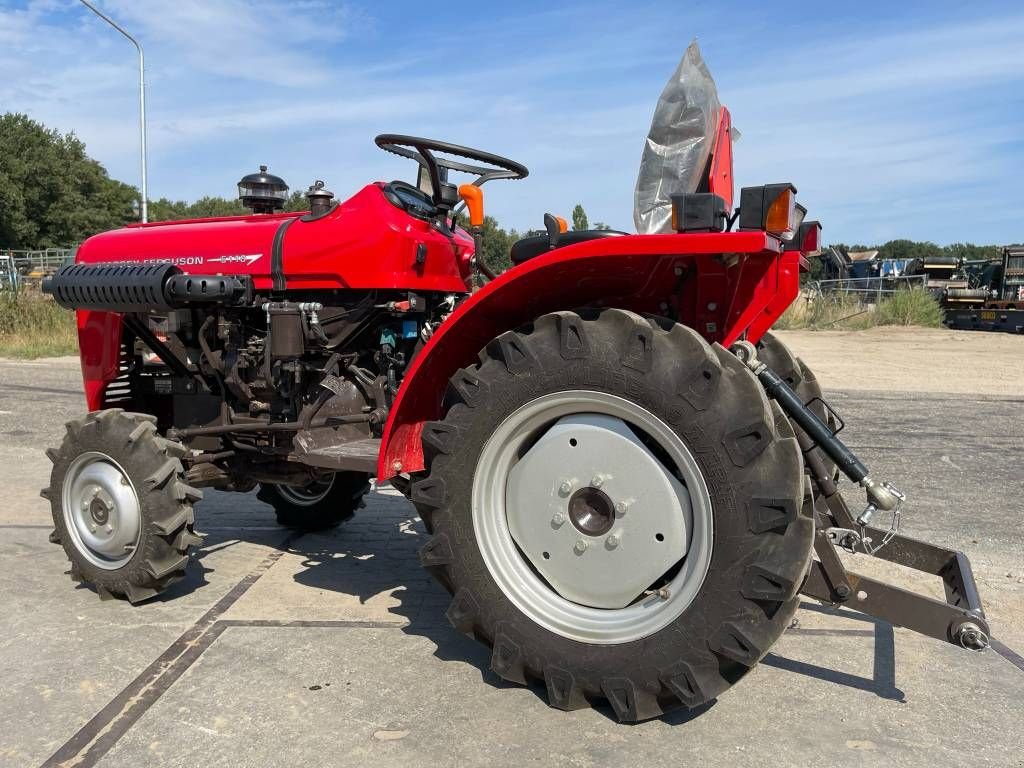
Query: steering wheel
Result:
<box><xmin>374</xmin><ymin>134</ymin><xmax>528</xmax><ymax>208</ymax></box>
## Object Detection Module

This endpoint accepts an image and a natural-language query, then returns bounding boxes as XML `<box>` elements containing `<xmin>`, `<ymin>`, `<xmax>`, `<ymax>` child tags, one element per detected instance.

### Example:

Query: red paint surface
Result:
<box><xmin>68</xmin><ymin>120</ymin><xmax>814</xmax><ymax>479</ymax></box>
<box><xmin>708</xmin><ymin>107</ymin><xmax>734</xmax><ymax>210</ymax></box>
<box><xmin>74</xmin><ymin>183</ymin><xmax>474</xmax><ymax>409</ymax></box>
<box><xmin>378</xmin><ymin>230</ymin><xmax>790</xmax><ymax>479</ymax></box>
<box><xmin>77</xmin><ymin>184</ymin><xmax>473</xmax><ymax>292</ymax></box>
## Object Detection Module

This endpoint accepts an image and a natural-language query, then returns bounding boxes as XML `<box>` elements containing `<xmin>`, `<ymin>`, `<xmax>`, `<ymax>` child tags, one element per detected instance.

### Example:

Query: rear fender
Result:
<box><xmin>378</xmin><ymin>231</ymin><xmax>796</xmax><ymax>479</ymax></box>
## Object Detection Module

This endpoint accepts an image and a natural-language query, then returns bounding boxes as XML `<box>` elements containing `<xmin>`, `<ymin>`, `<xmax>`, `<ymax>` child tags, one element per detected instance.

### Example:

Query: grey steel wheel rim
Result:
<box><xmin>275</xmin><ymin>476</ymin><xmax>335</xmax><ymax>507</ymax></box>
<box><xmin>61</xmin><ymin>451</ymin><xmax>141</xmax><ymax>570</ymax></box>
<box><xmin>472</xmin><ymin>390</ymin><xmax>714</xmax><ymax>645</ymax></box>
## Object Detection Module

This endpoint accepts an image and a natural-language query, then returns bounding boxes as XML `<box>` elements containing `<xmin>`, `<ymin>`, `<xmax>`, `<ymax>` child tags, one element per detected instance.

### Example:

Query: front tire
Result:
<box><xmin>411</xmin><ymin>310</ymin><xmax>813</xmax><ymax>721</ymax></box>
<box><xmin>258</xmin><ymin>472</ymin><xmax>371</xmax><ymax>531</ymax></box>
<box><xmin>45</xmin><ymin>410</ymin><xmax>203</xmax><ymax>604</ymax></box>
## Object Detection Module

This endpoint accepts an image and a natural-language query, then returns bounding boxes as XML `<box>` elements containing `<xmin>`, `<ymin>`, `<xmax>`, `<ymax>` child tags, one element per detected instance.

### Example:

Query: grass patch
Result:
<box><xmin>0</xmin><ymin>289</ymin><xmax>78</xmax><ymax>358</ymax></box>
<box><xmin>775</xmin><ymin>288</ymin><xmax>944</xmax><ymax>331</ymax></box>
<box><xmin>875</xmin><ymin>287</ymin><xmax>944</xmax><ymax>327</ymax></box>
<box><xmin>774</xmin><ymin>293</ymin><xmax>874</xmax><ymax>330</ymax></box>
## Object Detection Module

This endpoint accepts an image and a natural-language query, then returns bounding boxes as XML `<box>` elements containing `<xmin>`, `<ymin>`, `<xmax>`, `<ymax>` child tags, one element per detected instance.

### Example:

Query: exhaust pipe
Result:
<box><xmin>43</xmin><ymin>263</ymin><xmax>252</xmax><ymax>312</ymax></box>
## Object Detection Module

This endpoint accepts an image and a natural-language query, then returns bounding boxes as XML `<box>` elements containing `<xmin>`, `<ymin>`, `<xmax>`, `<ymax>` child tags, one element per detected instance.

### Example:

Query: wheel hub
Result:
<box><xmin>88</xmin><ymin>493</ymin><xmax>111</xmax><ymax>525</ymax></box>
<box><xmin>473</xmin><ymin>391</ymin><xmax>714</xmax><ymax>644</ymax></box>
<box><xmin>567</xmin><ymin>486</ymin><xmax>615</xmax><ymax>536</ymax></box>
<box><xmin>505</xmin><ymin>413</ymin><xmax>692</xmax><ymax>610</ymax></box>
<box><xmin>62</xmin><ymin>452</ymin><xmax>141</xmax><ymax>570</ymax></box>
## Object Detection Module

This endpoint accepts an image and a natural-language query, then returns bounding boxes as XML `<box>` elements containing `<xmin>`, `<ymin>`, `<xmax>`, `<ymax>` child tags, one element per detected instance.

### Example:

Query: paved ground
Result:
<box><xmin>1</xmin><ymin>355</ymin><xmax>1022</xmax><ymax>768</ymax></box>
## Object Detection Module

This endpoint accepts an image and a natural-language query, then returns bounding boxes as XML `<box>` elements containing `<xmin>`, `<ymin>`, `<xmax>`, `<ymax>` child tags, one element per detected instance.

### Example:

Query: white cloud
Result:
<box><xmin>2</xmin><ymin>1</ymin><xmax>1022</xmax><ymax>243</ymax></box>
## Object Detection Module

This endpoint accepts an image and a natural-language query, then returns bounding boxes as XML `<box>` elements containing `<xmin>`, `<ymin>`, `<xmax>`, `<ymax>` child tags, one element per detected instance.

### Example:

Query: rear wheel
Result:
<box><xmin>411</xmin><ymin>310</ymin><xmax>813</xmax><ymax>721</ymax></box>
<box><xmin>755</xmin><ymin>331</ymin><xmax>838</xmax><ymax>484</ymax></box>
<box><xmin>258</xmin><ymin>472</ymin><xmax>371</xmax><ymax>531</ymax></box>
<box><xmin>45</xmin><ymin>410</ymin><xmax>203</xmax><ymax>604</ymax></box>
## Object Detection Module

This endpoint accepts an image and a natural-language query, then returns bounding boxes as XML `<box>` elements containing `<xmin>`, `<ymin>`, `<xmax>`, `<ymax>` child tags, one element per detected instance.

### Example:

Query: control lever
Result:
<box><xmin>543</xmin><ymin>213</ymin><xmax>567</xmax><ymax>249</ymax></box>
<box><xmin>458</xmin><ymin>184</ymin><xmax>497</xmax><ymax>282</ymax></box>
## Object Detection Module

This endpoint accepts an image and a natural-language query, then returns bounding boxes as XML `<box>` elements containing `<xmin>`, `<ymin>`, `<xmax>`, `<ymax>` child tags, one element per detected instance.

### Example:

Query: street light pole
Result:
<box><xmin>78</xmin><ymin>0</ymin><xmax>149</xmax><ymax>223</ymax></box>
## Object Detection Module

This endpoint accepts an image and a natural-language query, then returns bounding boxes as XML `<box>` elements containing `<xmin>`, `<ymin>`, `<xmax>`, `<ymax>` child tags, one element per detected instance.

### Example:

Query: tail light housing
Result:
<box><xmin>738</xmin><ymin>183</ymin><xmax>798</xmax><ymax>238</ymax></box>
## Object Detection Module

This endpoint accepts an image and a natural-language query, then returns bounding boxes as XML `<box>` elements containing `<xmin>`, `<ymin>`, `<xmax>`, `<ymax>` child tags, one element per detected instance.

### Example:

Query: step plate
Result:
<box><xmin>296</xmin><ymin>438</ymin><xmax>381</xmax><ymax>474</ymax></box>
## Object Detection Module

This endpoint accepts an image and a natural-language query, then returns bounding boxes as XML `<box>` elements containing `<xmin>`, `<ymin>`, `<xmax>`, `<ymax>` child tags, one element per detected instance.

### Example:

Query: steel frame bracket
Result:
<box><xmin>800</xmin><ymin>491</ymin><xmax>990</xmax><ymax>651</ymax></box>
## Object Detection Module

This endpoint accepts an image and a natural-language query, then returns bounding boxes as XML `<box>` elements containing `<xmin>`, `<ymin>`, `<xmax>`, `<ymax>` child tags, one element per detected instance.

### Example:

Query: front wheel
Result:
<box><xmin>410</xmin><ymin>310</ymin><xmax>813</xmax><ymax>721</ymax></box>
<box><xmin>46</xmin><ymin>410</ymin><xmax>203</xmax><ymax>603</ymax></box>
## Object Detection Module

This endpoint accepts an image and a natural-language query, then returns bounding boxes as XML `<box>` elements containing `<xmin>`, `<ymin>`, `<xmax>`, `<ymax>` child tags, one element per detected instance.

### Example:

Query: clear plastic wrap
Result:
<box><xmin>633</xmin><ymin>40</ymin><xmax>721</xmax><ymax>234</ymax></box>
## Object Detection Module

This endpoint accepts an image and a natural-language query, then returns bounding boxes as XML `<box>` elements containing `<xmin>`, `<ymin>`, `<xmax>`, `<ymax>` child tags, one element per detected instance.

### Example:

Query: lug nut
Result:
<box><xmin>591</xmin><ymin>474</ymin><xmax>605</xmax><ymax>488</ymax></box>
<box><xmin>558</xmin><ymin>480</ymin><xmax>573</xmax><ymax>496</ymax></box>
<box><xmin>615</xmin><ymin>501</ymin><xmax>628</xmax><ymax>516</ymax></box>
<box><xmin>574</xmin><ymin>538</ymin><xmax>588</xmax><ymax>554</ymax></box>
<box><xmin>105</xmin><ymin>525</ymin><xmax>113</xmax><ymax>533</ymax></box>
<box><xmin>551</xmin><ymin>512</ymin><xmax>566</xmax><ymax>526</ymax></box>
<box><xmin>606</xmin><ymin>533</ymin><xmax>620</xmax><ymax>549</ymax></box>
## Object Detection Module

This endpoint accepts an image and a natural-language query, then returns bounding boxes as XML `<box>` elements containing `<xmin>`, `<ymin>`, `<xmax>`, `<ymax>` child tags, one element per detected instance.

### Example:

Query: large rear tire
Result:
<box><xmin>45</xmin><ymin>410</ymin><xmax>202</xmax><ymax>604</ymax></box>
<box><xmin>755</xmin><ymin>331</ymin><xmax>838</xmax><ymax>484</ymax></box>
<box><xmin>411</xmin><ymin>310</ymin><xmax>813</xmax><ymax>721</ymax></box>
<box><xmin>258</xmin><ymin>472</ymin><xmax>371</xmax><ymax>531</ymax></box>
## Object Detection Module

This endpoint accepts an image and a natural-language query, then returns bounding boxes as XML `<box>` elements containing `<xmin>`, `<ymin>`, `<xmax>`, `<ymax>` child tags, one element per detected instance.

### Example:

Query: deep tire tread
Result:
<box><xmin>410</xmin><ymin>309</ymin><xmax>812</xmax><ymax>721</ymax></box>
<box><xmin>45</xmin><ymin>410</ymin><xmax>199</xmax><ymax>604</ymax></box>
<box><xmin>756</xmin><ymin>331</ymin><xmax>837</xmax><ymax>482</ymax></box>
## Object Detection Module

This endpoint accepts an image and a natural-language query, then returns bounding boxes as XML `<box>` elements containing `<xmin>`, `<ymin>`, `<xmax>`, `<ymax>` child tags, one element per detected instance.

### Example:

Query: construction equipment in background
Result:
<box><xmin>944</xmin><ymin>246</ymin><xmax>1024</xmax><ymax>333</ymax></box>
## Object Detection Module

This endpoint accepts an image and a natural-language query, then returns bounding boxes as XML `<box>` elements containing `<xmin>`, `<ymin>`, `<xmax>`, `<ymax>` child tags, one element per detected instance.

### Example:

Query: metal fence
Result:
<box><xmin>0</xmin><ymin>248</ymin><xmax>74</xmax><ymax>291</ymax></box>
<box><xmin>810</xmin><ymin>274</ymin><xmax>930</xmax><ymax>303</ymax></box>
<box><xmin>0</xmin><ymin>254</ymin><xmax>20</xmax><ymax>292</ymax></box>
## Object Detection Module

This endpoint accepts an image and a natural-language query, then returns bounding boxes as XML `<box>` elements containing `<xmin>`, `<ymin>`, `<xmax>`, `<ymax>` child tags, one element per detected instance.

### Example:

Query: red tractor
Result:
<box><xmin>42</xmin><ymin>112</ymin><xmax>989</xmax><ymax>721</ymax></box>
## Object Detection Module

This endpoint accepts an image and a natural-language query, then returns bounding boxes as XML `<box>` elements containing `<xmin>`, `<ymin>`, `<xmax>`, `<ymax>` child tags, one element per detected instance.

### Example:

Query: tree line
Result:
<box><xmin>829</xmin><ymin>240</ymin><xmax>1005</xmax><ymax>262</ymax></box>
<box><xmin>1</xmin><ymin>112</ymin><xmax>1008</xmax><ymax>271</ymax></box>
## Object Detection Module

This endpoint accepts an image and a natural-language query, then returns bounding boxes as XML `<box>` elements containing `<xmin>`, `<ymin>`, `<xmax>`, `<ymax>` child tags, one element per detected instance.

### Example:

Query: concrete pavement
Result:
<box><xmin>1</xmin><ymin>356</ymin><xmax>1021</xmax><ymax>768</ymax></box>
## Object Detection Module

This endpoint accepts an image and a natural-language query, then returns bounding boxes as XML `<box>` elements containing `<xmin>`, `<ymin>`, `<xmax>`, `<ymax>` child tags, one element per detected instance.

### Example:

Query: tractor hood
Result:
<box><xmin>634</xmin><ymin>40</ymin><xmax>724</xmax><ymax>235</ymax></box>
<box><xmin>74</xmin><ymin>183</ymin><xmax>474</xmax><ymax>294</ymax></box>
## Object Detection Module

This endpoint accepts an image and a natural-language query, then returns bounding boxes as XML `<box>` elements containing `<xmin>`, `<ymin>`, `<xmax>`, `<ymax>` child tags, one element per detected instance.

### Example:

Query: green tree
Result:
<box><xmin>875</xmin><ymin>239</ymin><xmax>941</xmax><ymax>261</ymax></box>
<box><xmin>147</xmin><ymin>198</ymin><xmax>190</xmax><ymax>221</ymax></box>
<box><xmin>282</xmin><ymin>189</ymin><xmax>310</xmax><ymax>212</ymax></box>
<box><xmin>476</xmin><ymin>215</ymin><xmax>519</xmax><ymax>273</ymax></box>
<box><xmin>454</xmin><ymin>212</ymin><xmax>519</xmax><ymax>274</ymax></box>
<box><xmin>149</xmin><ymin>196</ymin><xmax>246</xmax><ymax>221</ymax></box>
<box><xmin>571</xmin><ymin>203</ymin><xmax>589</xmax><ymax>231</ymax></box>
<box><xmin>0</xmin><ymin>113</ymin><xmax>138</xmax><ymax>248</ymax></box>
<box><xmin>185</xmin><ymin>195</ymin><xmax>248</xmax><ymax>218</ymax></box>
<box><xmin>149</xmin><ymin>189</ymin><xmax>309</xmax><ymax>222</ymax></box>
<box><xmin>943</xmin><ymin>242</ymin><xmax>1002</xmax><ymax>262</ymax></box>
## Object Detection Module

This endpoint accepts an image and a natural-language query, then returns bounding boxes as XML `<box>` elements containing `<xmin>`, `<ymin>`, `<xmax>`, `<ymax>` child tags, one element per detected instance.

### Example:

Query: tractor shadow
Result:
<box><xmin>763</xmin><ymin>602</ymin><xmax>905</xmax><ymax>702</ymax></box>
<box><xmin>187</xmin><ymin>487</ymin><xmax>903</xmax><ymax>721</ymax></box>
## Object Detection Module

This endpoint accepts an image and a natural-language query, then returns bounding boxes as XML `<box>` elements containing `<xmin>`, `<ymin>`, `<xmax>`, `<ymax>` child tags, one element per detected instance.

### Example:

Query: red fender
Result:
<box><xmin>377</xmin><ymin>230</ymin><xmax>798</xmax><ymax>480</ymax></box>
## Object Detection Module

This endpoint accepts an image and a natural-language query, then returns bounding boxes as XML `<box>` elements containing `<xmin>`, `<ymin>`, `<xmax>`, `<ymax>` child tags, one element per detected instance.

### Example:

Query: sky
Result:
<box><xmin>1</xmin><ymin>0</ymin><xmax>1023</xmax><ymax>245</ymax></box>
